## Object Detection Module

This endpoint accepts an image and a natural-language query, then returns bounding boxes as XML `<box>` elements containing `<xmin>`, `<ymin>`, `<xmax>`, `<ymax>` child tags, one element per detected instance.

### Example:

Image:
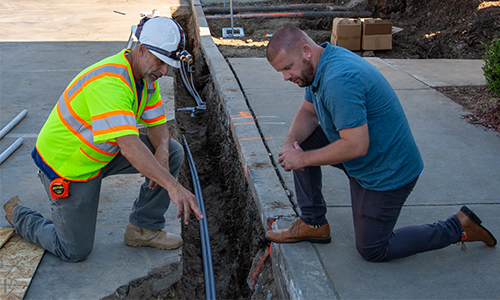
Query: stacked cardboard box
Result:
<box><xmin>331</xmin><ymin>18</ymin><xmax>396</xmax><ymax>51</ymax></box>
<box><xmin>361</xmin><ymin>18</ymin><xmax>393</xmax><ymax>50</ymax></box>
<box><xmin>330</xmin><ymin>18</ymin><xmax>362</xmax><ymax>51</ymax></box>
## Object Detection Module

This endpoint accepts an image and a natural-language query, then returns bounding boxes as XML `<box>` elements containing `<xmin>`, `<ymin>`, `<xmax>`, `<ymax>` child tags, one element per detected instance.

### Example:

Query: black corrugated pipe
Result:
<box><xmin>182</xmin><ymin>135</ymin><xmax>216</xmax><ymax>300</ymax></box>
<box><xmin>205</xmin><ymin>11</ymin><xmax>373</xmax><ymax>19</ymax></box>
<box><xmin>203</xmin><ymin>4</ymin><xmax>348</xmax><ymax>14</ymax></box>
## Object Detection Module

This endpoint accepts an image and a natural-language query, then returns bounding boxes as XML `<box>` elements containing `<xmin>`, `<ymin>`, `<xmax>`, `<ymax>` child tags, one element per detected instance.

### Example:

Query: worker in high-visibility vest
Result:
<box><xmin>3</xmin><ymin>17</ymin><xmax>203</xmax><ymax>262</ymax></box>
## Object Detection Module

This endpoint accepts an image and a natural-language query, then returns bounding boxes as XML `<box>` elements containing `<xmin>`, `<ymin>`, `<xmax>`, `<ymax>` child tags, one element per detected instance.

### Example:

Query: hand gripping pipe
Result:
<box><xmin>182</xmin><ymin>135</ymin><xmax>216</xmax><ymax>300</ymax></box>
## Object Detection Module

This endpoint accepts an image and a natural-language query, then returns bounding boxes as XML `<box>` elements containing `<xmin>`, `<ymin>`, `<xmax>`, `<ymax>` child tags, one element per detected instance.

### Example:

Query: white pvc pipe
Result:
<box><xmin>0</xmin><ymin>137</ymin><xmax>24</xmax><ymax>165</ymax></box>
<box><xmin>0</xmin><ymin>109</ymin><xmax>28</xmax><ymax>140</ymax></box>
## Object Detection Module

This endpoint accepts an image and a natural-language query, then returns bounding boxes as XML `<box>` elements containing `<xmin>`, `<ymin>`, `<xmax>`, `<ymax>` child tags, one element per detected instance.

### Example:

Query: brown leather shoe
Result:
<box><xmin>265</xmin><ymin>219</ymin><xmax>331</xmax><ymax>244</ymax></box>
<box><xmin>3</xmin><ymin>196</ymin><xmax>23</xmax><ymax>226</ymax></box>
<box><xmin>457</xmin><ymin>206</ymin><xmax>496</xmax><ymax>247</ymax></box>
<box><xmin>124</xmin><ymin>222</ymin><xmax>182</xmax><ymax>250</ymax></box>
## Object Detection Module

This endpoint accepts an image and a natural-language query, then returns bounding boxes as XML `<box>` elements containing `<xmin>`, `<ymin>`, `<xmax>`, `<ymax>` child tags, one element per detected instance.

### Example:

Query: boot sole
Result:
<box><xmin>125</xmin><ymin>239</ymin><xmax>182</xmax><ymax>250</ymax></box>
<box><xmin>265</xmin><ymin>236</ymin><xmax>331</xmax><ymax>244</ymax></box>
<box><xmin>460</xmin><ymin>206</ymin><xmax>497</xmax><ymax>246</ymax></box>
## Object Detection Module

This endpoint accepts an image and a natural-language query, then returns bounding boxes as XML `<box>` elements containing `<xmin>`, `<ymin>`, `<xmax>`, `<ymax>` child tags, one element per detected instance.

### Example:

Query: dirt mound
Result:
<box><xmin>207</xmin><ymin>0</ymin><xmax>500</xmax><ymax>133</ymax></box>
<box><xmin>375</xmin><ymin>0</ymin><xmax>500</xmax><ymax>59</ymax></box>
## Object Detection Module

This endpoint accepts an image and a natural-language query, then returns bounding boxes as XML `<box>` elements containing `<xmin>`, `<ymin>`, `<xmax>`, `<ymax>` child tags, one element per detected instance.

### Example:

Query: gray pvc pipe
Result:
<box><xmin>0</xmin><ymin>137</ymin><xmax>24</xmax><ymax>165</ymax></box>
<box><xmin>0</xmin><ymin>109</ymin><xmax>28</xmax><ymax>140</ymax></box>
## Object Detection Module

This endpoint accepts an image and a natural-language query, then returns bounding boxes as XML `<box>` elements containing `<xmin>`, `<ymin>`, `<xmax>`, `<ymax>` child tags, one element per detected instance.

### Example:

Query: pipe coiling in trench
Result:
<box><xmin>182</xmin><ymin>135</ymin><xmax>216</xmax><ymax>300</ymax></box>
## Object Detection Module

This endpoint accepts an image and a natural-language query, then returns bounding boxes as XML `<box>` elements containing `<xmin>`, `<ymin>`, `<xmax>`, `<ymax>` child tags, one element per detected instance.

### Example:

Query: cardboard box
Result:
<box><xmin>331</xmin><ymin>18</ymin><xmax>362</xmax><ymax>51</ymax></box>
<box><xmin>361</xmin><ymin>18</ymin><xmax>393</xmax><ymax>50</ymax></box>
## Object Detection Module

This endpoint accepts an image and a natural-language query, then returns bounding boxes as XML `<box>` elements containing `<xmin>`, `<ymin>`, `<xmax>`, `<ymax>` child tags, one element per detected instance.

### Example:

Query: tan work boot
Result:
<box><xmin>3</xmin><ymin>196</ymin><xmax>23</xmax><ymax>226</ymax></box>
<box><xmin>124</xmin><ymin>222</ymin><xmax>182</xmax><ymax>250</ymax></box>
<box><xmin>457</xmin><ymin>206</ymin><xmax>497</xmax><ymax>247</ymax></box>
<box><xmin>265</xmin><ymin>218</ymin><xmax>331</xmax><ymax>244</ymax></box>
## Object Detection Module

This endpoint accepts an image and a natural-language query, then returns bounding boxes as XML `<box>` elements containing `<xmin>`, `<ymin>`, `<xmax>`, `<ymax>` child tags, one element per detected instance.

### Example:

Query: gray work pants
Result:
<box><xmin>12</xmin><ymin>134</ymin><xmax>184</xmax><ymax>262</ymax></box>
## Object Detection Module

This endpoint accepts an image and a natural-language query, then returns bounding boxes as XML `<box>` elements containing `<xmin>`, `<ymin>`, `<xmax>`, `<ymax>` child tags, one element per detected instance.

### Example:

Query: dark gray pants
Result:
<box><xmin>294</xmin><ymin>126</ymin><xmax>462</xmax><ymax>262</ymax></box>
<box><xmin>13</xmin><ymin>134</ymin><xmax>184</xmax><ymax>262</ymax></box>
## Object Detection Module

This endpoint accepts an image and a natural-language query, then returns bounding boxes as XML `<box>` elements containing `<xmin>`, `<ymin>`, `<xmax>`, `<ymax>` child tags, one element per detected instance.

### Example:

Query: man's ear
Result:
<box><xmin>138</xmin><ymin>44</ymin><xmax>148</xmax><ymax>58</ymax></box>
<box><xmin>302</xmin><ymin>44</ymin><xmax>313</xmax><ymax>60</ymax></box>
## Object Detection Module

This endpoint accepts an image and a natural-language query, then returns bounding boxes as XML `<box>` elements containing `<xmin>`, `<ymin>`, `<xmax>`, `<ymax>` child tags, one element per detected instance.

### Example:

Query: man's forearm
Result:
<box><xmin>303</xmin><ymin>123</ymin><xmax>369</xmax><ymax>167</ymax></box>
<box><xmin>116</xmin><ymin>133</ymin><xmax>203</xmax><ymax>223</ymax></box>
<box><xmin>116</xmin><ymin>134</ymin><xmax>176</xmax><ymax>190</ymax></box>
<box><xmin>147</xmin><ymin>123</ymin><xmax>171</xmax><ymax>151</ymax></box>
<box><xmin>284</xmin><ymin>103</ymin><xmax>319</xmax><ymax>149</ymax></box>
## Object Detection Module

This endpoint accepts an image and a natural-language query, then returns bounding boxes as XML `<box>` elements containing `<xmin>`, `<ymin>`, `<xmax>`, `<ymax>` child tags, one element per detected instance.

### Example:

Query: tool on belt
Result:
<box><xmin>50</xmin><ymin>178</ymin><xmax>70</xmax><ymax>198</ymax></box>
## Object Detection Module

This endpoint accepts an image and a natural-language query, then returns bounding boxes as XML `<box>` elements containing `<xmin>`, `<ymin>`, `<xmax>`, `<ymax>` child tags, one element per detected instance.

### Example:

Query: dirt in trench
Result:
<box><xmin>206</xmin><ymin>0</ymin><xmax>500</xmax><ymax>133</ymax></box>
<box><xmin>145</xmin><ymin>8</ymin><xmax>278</xmax><ymax>300</ymax></box>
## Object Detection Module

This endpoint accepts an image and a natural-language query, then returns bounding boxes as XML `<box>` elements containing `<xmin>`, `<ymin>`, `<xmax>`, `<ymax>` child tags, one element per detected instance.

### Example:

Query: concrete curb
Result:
<box><xmin>190</xmin><ymin>1</ymin><xmax>337</xmax><ymax>298</ymax></box>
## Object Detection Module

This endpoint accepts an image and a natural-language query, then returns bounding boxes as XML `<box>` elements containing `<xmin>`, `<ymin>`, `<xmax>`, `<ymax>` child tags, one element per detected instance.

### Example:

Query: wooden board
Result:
<box><xmin>0</xmin><ymin>228</ymin><xmax>14</xmax><ymax>249</ymax></box>
<box><xmin>0</xmin><ymin>234</ymin><xmax>45</xmax><ymax>300</ymax></box>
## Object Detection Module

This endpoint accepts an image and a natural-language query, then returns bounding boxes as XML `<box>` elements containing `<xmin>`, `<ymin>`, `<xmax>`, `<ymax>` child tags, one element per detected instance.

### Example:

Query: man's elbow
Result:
<box><xmin>115</xmin><ymin>135</ymin><xmax>138</xmax><ymax>160</ymax></box>
<box><xmin>351</xmin><ymin>142</ymin><xmax>369</xmax><ymax>159</ymax></box>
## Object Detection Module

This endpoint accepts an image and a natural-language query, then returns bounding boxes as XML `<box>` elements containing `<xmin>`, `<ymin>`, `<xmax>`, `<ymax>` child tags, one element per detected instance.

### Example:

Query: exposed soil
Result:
<box><xmin>206</xmin><ymin>0</ymin><xmax>500</xmax><ymax>132</ymax></box>
<box><xmin>146</xmin><ymin>8</ymin><xmax>277</xmax><ymax>300</ymax></box>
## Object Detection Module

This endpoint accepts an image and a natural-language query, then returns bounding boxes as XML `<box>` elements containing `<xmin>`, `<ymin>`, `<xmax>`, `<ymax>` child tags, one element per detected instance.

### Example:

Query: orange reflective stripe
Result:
<box><xmin>145</xmin><ymin>101</ymin><xmax>163</xmax><ymax>110</ymax></box>
<box><xmin>93</xmin><ymin>125</ymin><xmax>138</xmax><ymax>136</ymax></box>
<box><xmin>142</xmin><ymin>115</ymin><xmax>165</xmax><ymax>124</ymax></box>
<box><xmin>64</xmin><ymin>72</ymin><xmax>131</xmax><ymax>131</ymax></box>
<box><xmin>79</xmin><ymin>147</ymin><xmax>109</xmax><ymax>164</ymax></box>
<box><xmin>57</xmin><ymin>104</ymin><xmax>118</xmax><ymax>157</ymax></box>
<box><xmin>35</xmin><ymin>145</ymin><xmax>102</xmax><ymax>182</ymax></box>
<box><xmin>91</xmin><ymin>110</ymin><xmax>135</xmax><ymax>121</ymax></box>
<box><xmin>70</xmin><ymin>170</ymin><xmax>101</xmax><ymax>182</ymax></box>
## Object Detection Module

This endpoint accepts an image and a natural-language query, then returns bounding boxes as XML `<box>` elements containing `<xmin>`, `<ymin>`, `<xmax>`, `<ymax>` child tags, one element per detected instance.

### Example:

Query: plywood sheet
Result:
<box><xmin>0</xmin><ymin>235</ymin><xmax>44</xmax><ymax>300</ymax></box>
<box><xmin>0</xmin><ymin>228</ymin><xmax>14</xmax><ymax>249</ymax></box>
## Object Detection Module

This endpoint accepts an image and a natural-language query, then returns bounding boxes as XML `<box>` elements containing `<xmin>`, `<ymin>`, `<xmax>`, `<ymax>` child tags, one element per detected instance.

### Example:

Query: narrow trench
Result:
<box><xmin>149</xmin><ymin>9</ymin><xmax>278</xmax><ymax>300</ymax></box>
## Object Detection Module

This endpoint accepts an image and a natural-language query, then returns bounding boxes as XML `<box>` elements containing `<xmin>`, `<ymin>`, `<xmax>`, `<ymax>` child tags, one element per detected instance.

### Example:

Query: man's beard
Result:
<box><xmin>295</xmin><ymin>59</ymin><xmax>315</xmax><ymax>87</ymax></box>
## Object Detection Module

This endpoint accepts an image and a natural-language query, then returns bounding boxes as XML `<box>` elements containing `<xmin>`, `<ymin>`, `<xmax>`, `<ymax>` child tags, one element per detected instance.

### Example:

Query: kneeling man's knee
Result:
<box><xmin>356</xmin><ymin>243</ymin><xmax>388</xmax><ymax>263</ymax></box>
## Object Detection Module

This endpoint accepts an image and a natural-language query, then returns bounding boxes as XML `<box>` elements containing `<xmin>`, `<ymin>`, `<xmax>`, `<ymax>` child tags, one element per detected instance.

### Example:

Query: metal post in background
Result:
<box><xmin>222</xmin><ymin>0</ymin><xmax>244</xmax><ymax>38</ymax></box>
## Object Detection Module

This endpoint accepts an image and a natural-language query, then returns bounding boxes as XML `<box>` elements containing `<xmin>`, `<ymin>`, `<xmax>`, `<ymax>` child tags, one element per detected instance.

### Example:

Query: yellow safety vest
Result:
<box><xmin>35</xmin><ymin>49</ymin><xmax>167</xmax><ymax>181</ymax></box>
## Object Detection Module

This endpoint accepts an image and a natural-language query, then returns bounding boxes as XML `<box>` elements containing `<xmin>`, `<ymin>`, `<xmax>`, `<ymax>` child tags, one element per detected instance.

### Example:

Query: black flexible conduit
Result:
<box><xmin>182</xmin><ymin>135</ymin><xmax>216</xmax><ymax>300</ymax></box>
<box><xmin>203</xmin><ymin>4</ymin><xmax>349</xmax><ymax>14</ymax></box>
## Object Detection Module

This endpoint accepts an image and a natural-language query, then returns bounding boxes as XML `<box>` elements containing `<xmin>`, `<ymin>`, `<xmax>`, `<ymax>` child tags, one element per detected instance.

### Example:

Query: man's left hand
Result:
<box><xmin>278</xmin><ymin>141</ymin><xmax>306</xmax><ymax>172</ymax></box>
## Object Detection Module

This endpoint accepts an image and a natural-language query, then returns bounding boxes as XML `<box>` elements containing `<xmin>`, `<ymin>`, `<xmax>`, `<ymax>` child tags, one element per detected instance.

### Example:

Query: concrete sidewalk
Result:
<box><xmin>227</xmin><ymin>57</ymin><xmax>500</xmax><ymax>299</ymax></box>
<box><xmin>190</xmin><ymin>0</ymin><xmax>500</xmax><ymax>297</ymax></box>
<box><xmin>0</xmin><ymin>1</ymin><xmax>185</xmax><ymax>299</ymax></box>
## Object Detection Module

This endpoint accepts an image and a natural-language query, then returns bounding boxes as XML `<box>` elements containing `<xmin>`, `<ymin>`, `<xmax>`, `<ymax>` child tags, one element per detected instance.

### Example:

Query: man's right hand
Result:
<box><xmin>116</xmin><ymin>134</ymin><xmax>204</xmax><ymax>224</ymax></box>
<box><xmin>169</xmin><ymin>181</ymin><xmax>204</xmax><ymax>224</ymax></box>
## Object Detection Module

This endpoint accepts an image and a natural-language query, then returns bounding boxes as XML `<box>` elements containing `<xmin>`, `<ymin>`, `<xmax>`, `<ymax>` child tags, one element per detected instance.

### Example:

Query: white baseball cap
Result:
<box><xmin>132</xmin><ymin>17</ymin><xmax>185</xmax><ymax>69</ymax></box>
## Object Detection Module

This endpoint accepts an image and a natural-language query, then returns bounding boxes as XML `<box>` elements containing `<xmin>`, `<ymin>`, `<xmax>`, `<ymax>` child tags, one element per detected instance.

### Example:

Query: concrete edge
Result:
<box><xmin>191</xmin><ymin>0</ymin><xmax>294</xmax><ymax>226</ymax></box>
<box><xmin>190</xmin><ymin>1</ymin><xmax>337</xmax><ymax>299</ymax></box>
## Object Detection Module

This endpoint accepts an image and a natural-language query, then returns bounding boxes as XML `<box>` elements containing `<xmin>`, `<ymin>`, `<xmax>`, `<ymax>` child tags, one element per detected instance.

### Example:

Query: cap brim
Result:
<box><xmin>150</xmin><ymin>50</ymin><xmax>180</xmax><ymax>69</ymax></box>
